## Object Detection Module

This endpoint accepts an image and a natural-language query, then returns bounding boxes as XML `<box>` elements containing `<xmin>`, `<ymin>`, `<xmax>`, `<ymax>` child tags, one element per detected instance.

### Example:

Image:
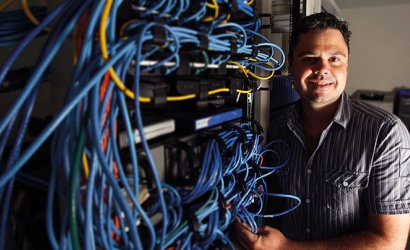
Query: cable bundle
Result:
<box><xmin>0</xmin><ymin>0</ymin><xmax>294</xmax><ymax>249</ymax></box>
<box><xmin>163</xmin><ymin>121</ymin><xmax>301</xmax><ymax>249</ymax></box>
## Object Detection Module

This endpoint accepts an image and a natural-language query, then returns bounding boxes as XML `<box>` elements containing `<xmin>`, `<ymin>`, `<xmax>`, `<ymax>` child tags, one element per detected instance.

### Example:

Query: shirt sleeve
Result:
<box><xmin>366</xmin><ymin>118</ymin><xmax>410</xmax><ymax>214</ymax></box>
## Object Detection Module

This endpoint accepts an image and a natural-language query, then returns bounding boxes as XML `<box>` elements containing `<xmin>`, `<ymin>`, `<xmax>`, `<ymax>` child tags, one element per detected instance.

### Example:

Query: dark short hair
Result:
<box><xmin>289</xmin><ymin>12</ymin><xmax>352</xmax><ymax>57</ymax></box>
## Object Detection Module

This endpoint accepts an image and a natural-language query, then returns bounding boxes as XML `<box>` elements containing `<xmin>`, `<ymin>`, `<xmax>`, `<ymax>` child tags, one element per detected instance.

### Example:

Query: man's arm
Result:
<box><xmin>234</xmin><ymin>214</ymin><xmax>410</xmax><ymax>250</ymax></box>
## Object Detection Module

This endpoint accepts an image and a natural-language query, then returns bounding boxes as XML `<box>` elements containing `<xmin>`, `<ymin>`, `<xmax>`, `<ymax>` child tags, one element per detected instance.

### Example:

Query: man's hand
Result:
<box><xmin>233</xmin><ymin>214</ymin><xmax>410</xmax><ymax>250</ymax></box>
<box><xmin>234</xmin><ymin>218</ymin><xmax>291</xmax><ymax>250</ymax></box>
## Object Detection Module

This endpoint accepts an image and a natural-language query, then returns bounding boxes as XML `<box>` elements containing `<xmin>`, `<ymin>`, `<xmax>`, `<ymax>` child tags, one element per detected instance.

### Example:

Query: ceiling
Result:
<box><xmin>335</xmin><ymin>0</ymin><xmax>410</xmax><ymax>9</ymax></box>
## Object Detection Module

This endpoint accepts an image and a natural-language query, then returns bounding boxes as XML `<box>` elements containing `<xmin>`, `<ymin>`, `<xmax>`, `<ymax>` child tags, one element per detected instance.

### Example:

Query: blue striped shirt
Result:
<box><xmin>267</xmin><ymin>91</ymin><xmax>410</xmax><ymax>240</ymax></box>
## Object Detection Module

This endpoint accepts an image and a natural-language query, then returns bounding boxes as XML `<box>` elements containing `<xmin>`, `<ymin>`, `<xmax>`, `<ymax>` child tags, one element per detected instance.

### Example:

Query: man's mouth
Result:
<box><xmin>307</xmin><ymin>80</ymin><xmax>333</xmax><ymax>86</ymax></box>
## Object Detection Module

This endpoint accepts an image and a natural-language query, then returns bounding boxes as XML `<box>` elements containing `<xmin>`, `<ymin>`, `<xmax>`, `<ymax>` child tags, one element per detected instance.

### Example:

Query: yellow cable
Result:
<box><xmin>249</xmin><ymin>62</ymin><xmax>276</xmax><ymax>80</ymax></box>
<box><xmin>207</xmin><ymin>86</ymin><xmax>252</xmax><ymax>95</ymax></box>
<box><xmin>0</xmin><ymin>0</ymin><xmax>13</xmax><ymax>11</ymax></box>
<box><xmin>206</xmin><ymin>0</ymin><xmax>217</xmax><ymax>8</ymax></box>
<box><xmin>221</xmin><ymin>14</ymin><xmax>231</xmax><ymax>24</ymax></box>
<box><xmin>166</xmin><ymin>94</ymin><xmax>196</xmax><ymax>101</ymax></box>
<box><xmin>247</xmin><ymin>0</ymin><xmax>254</xmax><ymax>5</ymax></box>
<box><xmin>247</xmin><ymin>69</ymin><xmax>275</xmax><ymax>80</ymax></box>
<box><xmin>82</xmin><ymin>152</ymin><xmax>89</xmax><ymax>178</ymax></box>
<box><xmin>211</xmin><ymin>0</ymin><xmax>219</xmax><ymax>18</ymax></box>
<box><xmin>229</xmin><ymin>61</ymin><xmax>249</xmax><ymax>77</ymax></box>
<box><xmin>208</xmin><ymin>88</ymin><xmax>229</xmax><ymax>95</ymax></box>
<box><xmin>236</xmin><ymin>89</ymin><xmax>252</xmax><ymax>94</ymax></box>
<box><xmin>230</xmin><ymin>61</ymin><xmax>275</xmax><ymax>80</ymax></box>
<box><xmin>21</xmin><ymin>0</ymin><xmax>50</xmax><ymax>32</ymax></box>
<box><xmin>166</xmin><ymin>87</ymin><xmax>234</xmax><ymax>100</ymax></box>
<box><xmin>100</xmin><ymin>0</ymin><xmax>150</xmax><ymax>103</ymax></box>
<box><xmin>228</xmin><ymin>61</ymin><xmax>273</xmax><ymax>92</ymax></box>
<box><xmin>203</xmin><ymin>0</ymin><xmax>219</xmax><ymax>22</ymax></box>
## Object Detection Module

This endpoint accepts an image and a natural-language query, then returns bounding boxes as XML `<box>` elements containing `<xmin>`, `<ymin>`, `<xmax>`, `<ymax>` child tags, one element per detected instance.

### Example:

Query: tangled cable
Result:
<box><xmin>0</xmin><ymin>1</ymin><xmax>296</xmax><ymax>249</ymax></box>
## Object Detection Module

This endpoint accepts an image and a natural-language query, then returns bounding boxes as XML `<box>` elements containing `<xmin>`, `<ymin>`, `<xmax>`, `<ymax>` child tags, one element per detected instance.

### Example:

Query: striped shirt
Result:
<box><xmin>266</xmin><ymin>91</ymin><xmax>410</xmax><ymax>240</ymax></box>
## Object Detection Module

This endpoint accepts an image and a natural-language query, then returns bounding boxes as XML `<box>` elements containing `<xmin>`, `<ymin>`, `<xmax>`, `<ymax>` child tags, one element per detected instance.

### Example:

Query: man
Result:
<box><xmin>235</xmin><ymin>12</ymin><xmax>410</xmax><ymax>249</ymax></box>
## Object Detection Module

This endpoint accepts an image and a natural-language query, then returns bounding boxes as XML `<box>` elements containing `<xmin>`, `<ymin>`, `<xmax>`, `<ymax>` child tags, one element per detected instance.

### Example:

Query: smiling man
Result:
<box><xmin>235</xmin><ymin>12</ymin><xmax>410</xmax><ymax>249</ymax></box>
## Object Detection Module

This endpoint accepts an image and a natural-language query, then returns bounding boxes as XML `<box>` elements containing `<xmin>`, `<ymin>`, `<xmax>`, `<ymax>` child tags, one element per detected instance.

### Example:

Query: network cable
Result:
<box><xmin>0</xmin><ymin>1</ymin><xmax>296</xmax><ymax>249</ymax></box>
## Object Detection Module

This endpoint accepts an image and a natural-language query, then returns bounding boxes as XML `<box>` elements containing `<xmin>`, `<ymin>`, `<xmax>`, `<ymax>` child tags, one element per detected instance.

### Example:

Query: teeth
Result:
<box><xmin>310</xmin><ymin>81</ymin><xmax>331</xmax><ymax>86</ymax></box>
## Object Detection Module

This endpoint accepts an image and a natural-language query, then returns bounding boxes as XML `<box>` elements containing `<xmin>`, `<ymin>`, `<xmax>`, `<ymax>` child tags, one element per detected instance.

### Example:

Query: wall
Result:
<box><xmin>341</xmin><ymin>3</ymin><xmax>410</xmax><ymax>95</ymax></box>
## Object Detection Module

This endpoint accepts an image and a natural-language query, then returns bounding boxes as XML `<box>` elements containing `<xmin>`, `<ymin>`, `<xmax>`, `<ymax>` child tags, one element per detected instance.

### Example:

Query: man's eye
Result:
<box><xmin>330</xmin><ymin>57</ymin><xmax>341</xmax><ymax>62</ymax></box>
<box><xmin>303</xmin><ymin>58</ymin><xmax>316</xmax><ymax>63</ymax></box>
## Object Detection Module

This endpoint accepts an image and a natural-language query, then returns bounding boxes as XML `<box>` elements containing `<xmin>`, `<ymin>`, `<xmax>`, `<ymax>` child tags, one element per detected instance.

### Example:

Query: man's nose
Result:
<box><xmin>314</xmin><ymin>59</ymin><xmax>330</xmax><ymax>74</ymax></box>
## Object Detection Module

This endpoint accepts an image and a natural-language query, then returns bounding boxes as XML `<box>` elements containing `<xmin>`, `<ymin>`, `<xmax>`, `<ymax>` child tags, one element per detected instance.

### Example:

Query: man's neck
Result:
<box><xmin>301</xmin><ymin>98</ymin><xmax>340</xmax><ymax>128</ymax></box>
<box><xmin>300</xmin><ymin>97</ymin><xmax>341</xmax><ymax>153</ymax></box>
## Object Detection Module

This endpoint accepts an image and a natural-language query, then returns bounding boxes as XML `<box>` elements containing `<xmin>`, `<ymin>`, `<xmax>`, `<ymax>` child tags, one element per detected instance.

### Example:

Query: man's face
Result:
<box><xmin>289</xmin><ymin>29</ymin><xmax>349</xmax><ymax>106</ymax></box>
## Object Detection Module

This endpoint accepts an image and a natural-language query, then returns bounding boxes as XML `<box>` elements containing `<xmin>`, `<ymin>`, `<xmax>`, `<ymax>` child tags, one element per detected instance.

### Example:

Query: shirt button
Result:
<box><xmin>306</xmin><ymin>199</ymin><xmax>311</xmax><ymax>204</ymax></box>
<box><xmin>342</xmin><ymin>181</ymin><xmax>349</xmax><ymax>187</ymax></box>
<box><xmin>306</xmin><ymin>228</ymin><xmax>311</xmax><ymax>233</ymax></box>
<box><xmin>307</xmin><ymin>169</ymin><xmax>312</xmax><ymax>174</ymax></box>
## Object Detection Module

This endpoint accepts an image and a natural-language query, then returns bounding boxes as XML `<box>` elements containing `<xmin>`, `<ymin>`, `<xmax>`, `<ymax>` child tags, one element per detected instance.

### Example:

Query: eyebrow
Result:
<box><xmin>297</xmin><ymin>51</ymin><xmax>347</xmax><ymax>58</ymax></box>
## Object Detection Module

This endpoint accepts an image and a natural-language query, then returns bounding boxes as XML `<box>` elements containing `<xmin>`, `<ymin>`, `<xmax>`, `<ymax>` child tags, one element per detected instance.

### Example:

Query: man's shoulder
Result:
<box><xmin>349</xmin><ymin>97</ymin><xmax>399</xmax><ymax>124</ymax></box>
<box><xmin>269</xmin><ymin>104</ymin><xmax>296</xmax><ymax>125</ymax></box>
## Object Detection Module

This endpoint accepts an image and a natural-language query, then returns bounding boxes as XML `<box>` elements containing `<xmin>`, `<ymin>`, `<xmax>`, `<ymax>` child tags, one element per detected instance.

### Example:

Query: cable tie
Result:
<box><xmin>233</xmin><ymin>172</ymin><xmax>247</xmax><ymax>194</ymax></box>
<box><xmin>177</xmin><ymin>56</ymin><xmax>190</xmax><ymax>75</ymax></box>
<box><xmin>226</xmin><ymin>77</ymin><xmax>240</xmax><ymax>95</ymax></box>
<box><xmin>241</xmin><ymin>118</ymin><xmax>264</xmax><ymax>135</ymax></box>
<box><xmin>197</xmin><ymin>33</ymin><xmax>208</xmax><ymax>50</ymax></box>
<box><xmin>251</xmin><ymin>45</ymin><xmax>259</xmax><ymax>58</ymax></box>
<box><xmin>230</xmin><ymin>38</ymin><xmax>237</xmax><ymax>55</ymax></box>
<box><xmin>250</xmin><ymin>160</ymin><xmax>262</xmax><ymax>178</ymax></box>
<box><xmin>182</xmin><ymin>204</ymin><xmax>201</xmax><ymax>235</ymax></box>
<box><xmin>152</xmin><ymin>25</ymin><xmax>167</xmax><ymax>45</ymax></box>
<box><xmin>153</xmin><ymin>81</ymin><xmax>167</xmax><ymax>105</ymax></box>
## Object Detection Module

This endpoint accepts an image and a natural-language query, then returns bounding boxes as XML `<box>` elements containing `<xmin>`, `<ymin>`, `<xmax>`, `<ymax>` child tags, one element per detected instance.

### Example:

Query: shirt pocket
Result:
<box><xmin>325</xmin><ymin>168</ymin><xmax>369</xmax><ymax>215</ymax></box>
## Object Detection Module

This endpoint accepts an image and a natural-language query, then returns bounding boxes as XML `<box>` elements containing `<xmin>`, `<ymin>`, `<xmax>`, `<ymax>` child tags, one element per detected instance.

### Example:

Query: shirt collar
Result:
<box><xmin>333</xmin><ymin>91</ymin><xmax>351</xmax><ymax>129</ymax></box>
<box><xmin>287</xmin><ymin>91</ymin><xmax>352</xmax><ymax>130</ymax></box>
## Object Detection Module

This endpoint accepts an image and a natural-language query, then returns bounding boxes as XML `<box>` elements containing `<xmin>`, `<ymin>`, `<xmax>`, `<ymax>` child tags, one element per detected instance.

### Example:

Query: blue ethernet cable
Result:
<box><xmin>70</xmin><ymin>0</ymin><xmax>106</xmax><ymax>85</ymax></box>
<box><xmin>181</xmin><ymin>1</ymin><xmax>206</xmax><ymax>23</ymax></box>
<box><xmin>83</xmin><ymin>154</ymin><xmax>98</xmax><ymax>250</ymax></box>
<box><xmin>0</xmin><ymin>38</ymin><xmax>136</xmax><ymax>187</ymax></box>
<box><xmin>0</xmin><ymin>0</ymin><xmax>88</xmax><ymax>138</ymax></box>
<box><xmin>2</xmin><ymin>1</ymin><xmax>299</xmax><ymax>249</ymax></box>
<box><xmin>89</xmin><ymin>84</ymin><xmax>143</xmax><ymax>249</ymax></box>
<box><xmin>115</xmin><ymin>92</ymin><xmax>157</xmax><ymax>248</ymax></box>
<box><xmin>0</xmin><ymin>0</ymin><xmax>71</xmax><ymax>159</ymax></box>
<box><xmin>132</xmin><ymin>22</ymin><xmax>173</xmax><ymax>249</ymax></box>
<box><xmin>0</xmin><ymin>84</ymin><xmax>40</xmax><ymax>249</ymax></box>
<box><xmin>1</xmin><ymin>1</ymin><xmax>86</xmax><ymax>248</ymax></box>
